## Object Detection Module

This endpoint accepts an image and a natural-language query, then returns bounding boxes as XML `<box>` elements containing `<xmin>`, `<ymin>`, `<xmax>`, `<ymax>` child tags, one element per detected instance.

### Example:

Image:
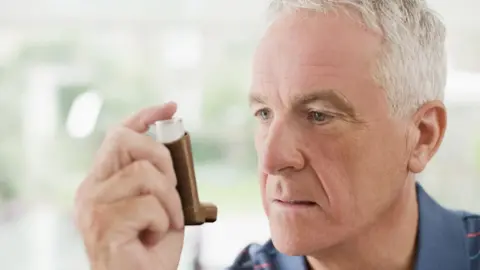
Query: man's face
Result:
<box><xmin>250</xmin><ymin>10</ymin><xmax>414</xmax><ymax>255</ymax></box>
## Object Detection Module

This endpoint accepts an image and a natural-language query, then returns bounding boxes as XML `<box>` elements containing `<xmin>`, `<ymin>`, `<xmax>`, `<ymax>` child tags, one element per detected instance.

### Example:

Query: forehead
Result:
<box><xmin>251</xmin><ymin>9</ymin><xmax>386</xmax><ymax>110</ymax></box>
<box><xmin>255</xmin><ymin>9</ymin><xmax>382</xmax><ymax>73</ymax></box>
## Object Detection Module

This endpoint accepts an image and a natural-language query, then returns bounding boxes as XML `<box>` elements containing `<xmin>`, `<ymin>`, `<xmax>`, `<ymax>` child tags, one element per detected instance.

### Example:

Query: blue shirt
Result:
<box><xmin>228</xmin><ymin>184</ymin><xmax>480</xmax><ymax>270</ymax></box>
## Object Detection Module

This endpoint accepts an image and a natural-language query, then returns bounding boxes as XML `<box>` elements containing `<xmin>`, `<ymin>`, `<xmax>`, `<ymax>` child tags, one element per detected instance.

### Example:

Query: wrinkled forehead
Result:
<box><xmin>250</xmin><ymin>9</ymin><xmax>386</xmax><ymax>111</ymax></box>
<box><xmin>253</xmin><ymin>9</ymin><xmax>382</xmax><ymax>76</ymax></box>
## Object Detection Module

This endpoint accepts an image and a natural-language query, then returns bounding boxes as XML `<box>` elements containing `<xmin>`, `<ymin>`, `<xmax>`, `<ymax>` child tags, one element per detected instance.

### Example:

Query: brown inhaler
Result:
<box><xmin>155</xmin><ymin>118</ymin><xmax>217</xmax><ymax>225</ymax></box>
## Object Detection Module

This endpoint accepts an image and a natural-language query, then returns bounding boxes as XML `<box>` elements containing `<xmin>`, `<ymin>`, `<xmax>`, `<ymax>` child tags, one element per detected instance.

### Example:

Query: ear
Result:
<box><xmin>407</xmin><ymin>101</ymin><xmax>447</xmax><ymax>173</ymax></box>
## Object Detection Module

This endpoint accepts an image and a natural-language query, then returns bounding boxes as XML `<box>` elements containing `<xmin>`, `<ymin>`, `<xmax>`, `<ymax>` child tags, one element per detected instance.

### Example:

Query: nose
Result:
<box><xmin>259</xmin><ymin>120</ymin><xmax>305</xmax><ymax>175</ymax></box>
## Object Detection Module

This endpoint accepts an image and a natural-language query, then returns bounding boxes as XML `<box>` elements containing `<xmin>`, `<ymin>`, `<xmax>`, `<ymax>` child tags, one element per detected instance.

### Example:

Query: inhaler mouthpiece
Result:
<box><xmin>155</xmin><ymin>118</ymin><xmax>185</xmax><ymax>143</ymax></box>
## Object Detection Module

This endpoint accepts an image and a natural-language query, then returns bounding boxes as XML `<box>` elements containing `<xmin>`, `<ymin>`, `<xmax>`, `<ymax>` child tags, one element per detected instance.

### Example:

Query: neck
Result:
<box><xmin>307</xmin><ymin>179</ymin><xmax>419</xmax><ymax>270</ymax></box>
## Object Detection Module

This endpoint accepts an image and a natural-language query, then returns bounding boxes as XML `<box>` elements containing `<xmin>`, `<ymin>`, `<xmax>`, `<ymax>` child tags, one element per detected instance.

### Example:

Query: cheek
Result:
<box><xmin>310</xmin><ymin>131</ymin><xmax>356</xmax><ymax>174</ymax></box>
<box><xmin>254</xmin><ymin>125</ymin><xmax>266</xmax><ymax>149</ymax></box>
<box><xmin>306</xmin><ymin>126</ymin><xmax>385</xmax><ymax>220</ymax></box>
<box><xmin>308</xmin><ymin>136</ymin><xmax>357</xmax><ymax>215</ymax></box>
<box><xmin>309</xmin><ymin>123</ymin><xmax>409</xmax><ymax>220</ymax></box>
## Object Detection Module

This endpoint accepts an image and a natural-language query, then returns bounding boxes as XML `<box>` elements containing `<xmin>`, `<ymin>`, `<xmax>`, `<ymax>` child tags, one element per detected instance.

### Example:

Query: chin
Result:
<box><xmin>268</xmin><ymin>219</ymin><xmax>341</xmax><ymax>256</ymax></box>
<box><xmin>271</xmin><ymin>236</ymin><xmax>314</xmax><ymax>256</ymax></box>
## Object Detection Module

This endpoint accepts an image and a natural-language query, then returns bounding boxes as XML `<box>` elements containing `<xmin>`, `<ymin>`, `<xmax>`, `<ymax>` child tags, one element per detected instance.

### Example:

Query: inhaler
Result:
<box><xmin>154</xmin><ymin>118</ymin><xmax>217</xmax><ymax>225</ymax></box>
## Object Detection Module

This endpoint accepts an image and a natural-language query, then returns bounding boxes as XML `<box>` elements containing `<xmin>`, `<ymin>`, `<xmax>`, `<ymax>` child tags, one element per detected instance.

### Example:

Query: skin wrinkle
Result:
<box><xmin>284</xmin><ymin>2</ymin><xmax>444</xmax><ymax>116</ymax></box>
<box><xmin>250</xmin><ymin>6</ymin><xmax>446</xmax><ymax>270</ymax></box>
<box><xmin>250</xmin><ymin>89</ymin><xmax>362</xmax><ymax>123</ymax></box>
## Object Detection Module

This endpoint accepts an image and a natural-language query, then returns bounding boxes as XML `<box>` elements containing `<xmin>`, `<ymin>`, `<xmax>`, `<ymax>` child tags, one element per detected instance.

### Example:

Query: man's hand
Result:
<box><xmin>74</xmin><ymin>102</ymin><xmax>185</xmax><ymax>270</ymax></box>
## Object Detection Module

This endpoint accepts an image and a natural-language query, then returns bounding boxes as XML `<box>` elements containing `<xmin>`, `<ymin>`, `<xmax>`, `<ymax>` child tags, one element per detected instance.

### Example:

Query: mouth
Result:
<box><xmin>273</xmin><ymin>199</ymin><xmax>317</xmax><ymax>207</ymax></box>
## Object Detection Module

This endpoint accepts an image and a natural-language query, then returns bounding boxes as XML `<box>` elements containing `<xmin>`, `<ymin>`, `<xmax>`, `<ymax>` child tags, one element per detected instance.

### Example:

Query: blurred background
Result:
<box><xmin>0</xmin><ymin>0</ymin><xmax>479</xmax><ymax>269</ymax></box>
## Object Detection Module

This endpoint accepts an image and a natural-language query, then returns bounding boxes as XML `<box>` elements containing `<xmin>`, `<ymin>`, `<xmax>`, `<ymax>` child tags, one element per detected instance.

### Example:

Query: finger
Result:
<box><xmin>94</xmin><ymin>195</ymin><xmax>170</xmax><ymax>247</ymax></box>
<box><xmin>123</xmin><ymin>102</ymin><xmax>177</xmax><ymax>133</ymax></box>
<box><xmin>90</xmin><ymin>127</ymin><xmax>177</xmax><ymax>185</ymax></box>
<box><xmin>93</xmin><ymin>160</ymin><xmax>184</xmax><ymax>229</ymax></box>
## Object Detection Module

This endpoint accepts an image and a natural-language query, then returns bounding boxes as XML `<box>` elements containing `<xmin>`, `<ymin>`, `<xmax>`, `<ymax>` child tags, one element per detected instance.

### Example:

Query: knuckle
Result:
<box><xmin>122</xmin><ymin>165</ymin><xmax>166</xmax><ymax>199</ymax></box>
<box><xmin>73</xmin><ymin>200</ymin><xmax>85</xmax><ymax>229</ymax></box>
<box><xmin>139</xmin><ymin>195</ymin><xmax>161</xmax><ymax>215</ymax></box>
<box><xmin>136</xmin><ymin>196</ymin><xmax>160</xmax><ymax>216</ymax></box>
<box><xmin>157</xmin><ymin>215</ymin><xmax>169</xmax><ymax>233</ymax></box>
<box><xmin>106</xmin><ymin>126</ymin><xmax>129</xmax><ymax>146</ymax></box>
<box><xmin>74</xmin><ymin>179</ymin><xmax>94</xmax><ymax>218</ymax></box>
<box><xmin>157</xmin><ymin>144</ymin><xmax>172</xmax><ymax>160</ymax></box>
<box><xmin>141</xmin><ymin>194</ymin><xmax>159</xmax><ymax>205</ymax></box>
<box><xmin>146</xmin><ymin>169</ymin><xmax>172</xmax><ymax>196</ymax></box>
<box><xmin>88</xmin><ymin>206</ymin><xmax>110</xmax><ymax>244</ymax></box>
<box><xmin>77</xmin><ymin>203</ymin><xmax>109</xmax><ymax>244</ymax></box>
<box><xmin>154</xmin><ymin>146</ymin><xmax>177</xmax><ymax>184</ymax></box>
<box><xmin>141</xmin><ymin>196</ymin><xmax>169</xmax><ymax>231</ymax></box>
<box><xmin>159</xmin><ymin>174</ymin><xmax>176</xmax><ymax>193</ymax></box>
<box><xmin>120</xmin><ymin>161</ymin><xmax>162</xmax><ymax>191</ymax></box>
<box><xmin>74</xmin><ymin>182</ymin><xmax>112</xmax><ymax>245</ymax></box>
<box><xmin>74</xmin><ymin>180</ymin><xmax>87</xmax><ymax>204</ymax></box>
<box><xmin>131</xmin><ymin>160</ymin><xmax>158</xmax><ymax>175</ymax></box>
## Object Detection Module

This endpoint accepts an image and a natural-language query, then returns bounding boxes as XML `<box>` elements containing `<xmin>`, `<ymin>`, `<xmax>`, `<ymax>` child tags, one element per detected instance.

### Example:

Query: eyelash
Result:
<box><xmin>254</xmin><ymin>108</ymin><xmax>334</xmax><ymax>124</ymax></box>
<box><xmin>254</xmin><ymin>108</ymin><xmax>272</xmax><ymax>121</ymax></box>
<box><xmin>307</xmin><ymin>110</ymin><xmax>334</xmax><ymax>123</ymax></box>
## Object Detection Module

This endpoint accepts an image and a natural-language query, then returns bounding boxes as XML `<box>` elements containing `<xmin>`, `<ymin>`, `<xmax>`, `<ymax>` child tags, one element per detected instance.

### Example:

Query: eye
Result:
<box><xmin>307</xmin><ymin>111</ymin><xmax>333</xmax><ymax>124</ymax></box>
<box><xmin>254</xmin><ymin>108</ymin><xmax>272</xmax><ymax>121</ymax></box>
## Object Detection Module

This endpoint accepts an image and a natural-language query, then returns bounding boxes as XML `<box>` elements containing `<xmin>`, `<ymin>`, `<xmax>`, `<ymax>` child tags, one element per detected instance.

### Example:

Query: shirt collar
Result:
<box><xmin>414</xmin><ymin>183</ymin><xmax>470</xmax><ymax>270</ymax></box>
<box><xmin>263</xmin><ymin>241</ymin><xmax>308</xmax><ymax>269</ymax></box>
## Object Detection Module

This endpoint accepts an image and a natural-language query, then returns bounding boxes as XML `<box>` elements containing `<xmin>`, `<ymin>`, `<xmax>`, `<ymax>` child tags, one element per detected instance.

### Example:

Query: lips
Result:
<box><xmin>275</xmin><ymin>199</ymin><xmax>316</xmax><ymax>205</ymax></box>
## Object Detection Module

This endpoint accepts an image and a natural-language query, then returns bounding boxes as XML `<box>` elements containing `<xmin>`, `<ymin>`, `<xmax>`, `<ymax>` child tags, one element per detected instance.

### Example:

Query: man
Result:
<box><xmin>74</xmin><ymin>0</ymin><xmax>480</xmax><ymax>269</ymax></box>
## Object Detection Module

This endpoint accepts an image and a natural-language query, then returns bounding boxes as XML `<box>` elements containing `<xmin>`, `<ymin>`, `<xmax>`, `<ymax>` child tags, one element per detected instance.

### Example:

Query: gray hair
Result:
<box><xmin>267</xmin><ymin>0</ymin><xmax>447</xmax><ymax>117</ymax></box>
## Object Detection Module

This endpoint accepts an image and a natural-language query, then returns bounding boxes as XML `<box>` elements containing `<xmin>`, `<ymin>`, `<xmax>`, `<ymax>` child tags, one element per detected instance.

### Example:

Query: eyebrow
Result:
<box><xmin>249</xmin><ymin>89</ymin><xmax>356</xmax><ymax>117</ymax></box>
